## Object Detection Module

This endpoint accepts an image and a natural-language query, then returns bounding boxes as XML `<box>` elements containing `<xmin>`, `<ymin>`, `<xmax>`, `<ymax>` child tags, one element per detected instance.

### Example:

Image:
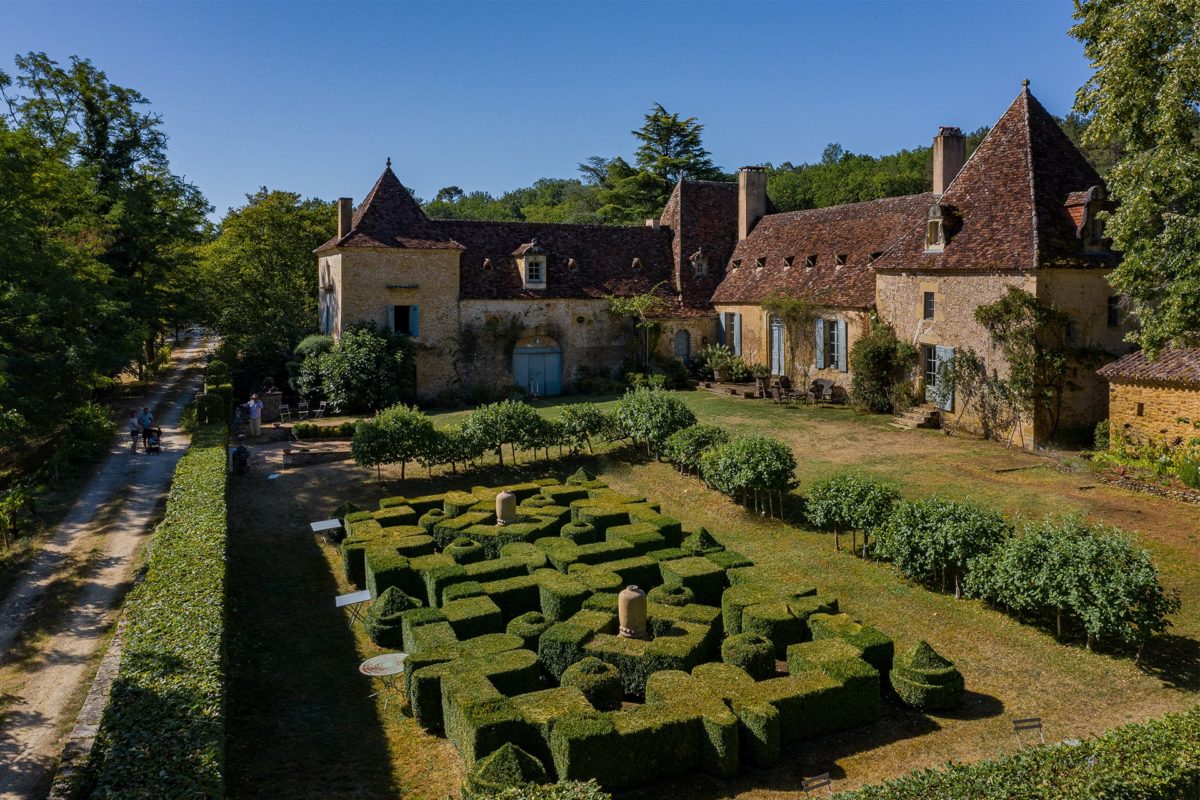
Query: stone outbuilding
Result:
<box><xmin>1097</xmin><ymin>349</ymin><xmax>1200</xmax><ymax>446</ymax></box>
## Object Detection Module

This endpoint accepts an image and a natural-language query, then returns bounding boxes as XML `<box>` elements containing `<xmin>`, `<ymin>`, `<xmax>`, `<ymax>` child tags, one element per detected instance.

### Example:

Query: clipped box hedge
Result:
<box><xmin>88</xmin><ymin>423</ymin><xmax>228</xmax><ymax>799</ymax></box>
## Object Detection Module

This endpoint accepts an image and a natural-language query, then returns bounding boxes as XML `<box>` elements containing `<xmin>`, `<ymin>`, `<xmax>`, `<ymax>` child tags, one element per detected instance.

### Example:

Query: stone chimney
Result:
<box><xmin>337</xmin><ymin>197</ymin><xmax>353</xmax><ymax>239</ymax></box>
<box><xmin>738</xmin><ymin>166</ymin><xmax>767</xmax><ymax>241</ymax></box>
<box><xmin>932</xmin><ymin>127</ymin><xmax>966</xmax><ymax>195</ymax></box>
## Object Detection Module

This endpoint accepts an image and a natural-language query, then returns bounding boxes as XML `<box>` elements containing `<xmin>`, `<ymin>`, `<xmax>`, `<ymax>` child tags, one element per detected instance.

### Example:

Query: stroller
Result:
<box><xmin>144</xmin><ymin>427</ymin><xmax>163</xmax><ymax>454</ymax></box>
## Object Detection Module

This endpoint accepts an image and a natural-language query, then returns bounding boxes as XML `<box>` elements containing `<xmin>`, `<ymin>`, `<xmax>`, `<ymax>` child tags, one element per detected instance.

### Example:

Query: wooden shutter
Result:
<box><xmin>717</xmin><ymin>313</ymin><xmax>726</xmax><ymax>345</ymax></box>
<box><xmin>411</xmin><ymin>306</ymin><xmax>420</xmax><ymax>337</ymax></box>
<box><xmin>733</xmin><ymin>313</ymin><xmax>742</xmax><ymax>356</ymax></box>
<box><xmin>935</xmin><ymin>345</ymin><xmax>955</xmax><ymax>411</ymax></box>
<box><xmin>815</xmin><ymin>319</ymin><xmax>826</xmax><ymax>370</ymax></box>
<box><xmin>837</xmin><ymin>320</ymin><xmax>848</xmax><ymax>372</ymax></box>
<box><xmin>387</xmin><ymin>305</ymin><xmax>396</xmax><ymax>332</ymax></box>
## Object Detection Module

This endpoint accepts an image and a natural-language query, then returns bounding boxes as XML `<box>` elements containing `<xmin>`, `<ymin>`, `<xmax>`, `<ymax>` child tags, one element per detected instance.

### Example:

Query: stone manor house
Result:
<box><xmin>316</xmin><ymin>84</ymin><xmax>1132</xmax><ymax>447</ymax></box>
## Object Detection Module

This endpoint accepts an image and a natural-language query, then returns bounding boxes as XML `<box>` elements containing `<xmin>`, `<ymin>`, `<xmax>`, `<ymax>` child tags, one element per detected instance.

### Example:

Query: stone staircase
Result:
<box><xmin>890</xmin><ymin>404</ymin><xmax>941</xmax><ymax>430</ymax></box>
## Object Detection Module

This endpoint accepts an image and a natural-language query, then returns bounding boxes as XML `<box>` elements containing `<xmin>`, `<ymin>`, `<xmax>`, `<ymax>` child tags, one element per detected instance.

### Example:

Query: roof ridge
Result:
<box><xmin>761</xmin><ymin>191</ymin><xmax>933</xmax><ymax>222</ymax></box>
<box><xmin>1021</xmin><ymin>87</ymin><xmax>1041</xmax><ymax>268</ymax></box>
<box><xmin>432</xmin><ymin>218</ymin><xmax>668</xmax><ymax>234</ymax></box>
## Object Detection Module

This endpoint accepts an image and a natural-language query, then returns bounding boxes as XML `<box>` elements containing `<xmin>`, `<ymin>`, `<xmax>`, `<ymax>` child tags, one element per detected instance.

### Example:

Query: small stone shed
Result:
<box><xmin>1097</xmin><ymin>348</ymin><xmax>1200</xmax><ymax>445</ymax></box>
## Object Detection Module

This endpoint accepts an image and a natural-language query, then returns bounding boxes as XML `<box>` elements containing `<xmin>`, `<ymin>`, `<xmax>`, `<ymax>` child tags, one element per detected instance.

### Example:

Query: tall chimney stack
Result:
<box><xmin>337</xmin><ymin>197</ymin><xmax>353</xmax><ymax>239</ymax></box>
<box><xmin>932</xmin><ymin>127</ymin><xmax>966</xmax><ymax>195</ymax></box>
<box><xmin>738</xmin><ymin>166</ymin><xmax>767</xmax><ymax>241</ymax></box>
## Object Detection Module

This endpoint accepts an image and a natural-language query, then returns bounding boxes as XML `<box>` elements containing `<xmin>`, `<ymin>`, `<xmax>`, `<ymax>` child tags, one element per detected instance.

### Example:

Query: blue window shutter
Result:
<box><xmin>837</xmin><ymin>319</ymin><xmax>848</xmax><ymax>372</ymax></box>
<box><xmin>733</xmin><ymin>313</ymin><xmax>742</xmax><ymax>356</ymax></box>
<box><xmin>387</xmin><ymin>305</ymin><xmax>395</xmax><ymax>332</ymax></box>
<box><xmin>411</xmin><ymin>306</ymin><xmax>420</xmax><ymax>337</ymax></box>
<box><xmin>815</xmin><ymin>319</ymin><xmax>826</xmax><ymax>369</ymax></box>
<box><xmin>936</xmin><ymin>345</ymin><xmax>955</xmax><ymax>411</ymax></box>
<box><xmin>717</xmin><ymin>313</ymin><xmax>726</xmax><ymax>345</ymax></box>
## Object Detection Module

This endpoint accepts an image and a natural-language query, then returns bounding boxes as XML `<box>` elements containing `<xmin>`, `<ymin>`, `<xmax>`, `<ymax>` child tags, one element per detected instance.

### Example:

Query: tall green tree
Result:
<box><xmin>631</xmin><ymin>103</ymin><xmax>722</xmax><ymax>183</ymax></box>
<box><xmin>1072</xmin><ymin>0</ymin><xmax>1200</xmax><ymax>356</ymax></box>
<box><xmin>200</xmin><ymin>189</ymin><xmax>334</xmax><ymax>391</ymax></box>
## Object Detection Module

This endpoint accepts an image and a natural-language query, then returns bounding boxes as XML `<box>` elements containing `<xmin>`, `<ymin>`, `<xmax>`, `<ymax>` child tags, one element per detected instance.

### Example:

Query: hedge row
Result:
<box><xmin>661</xmin><ymin>424</ymin><xmax>797</xmax><ymax>516</ymax></box>
<box><xmin>88</xmin><ymin>423</ymin><xmax>228</xmax><ymax>798</ymax></box>
<box><xmin>833</xmin><ymin>705</ymin><xmax>1200</xmax><ymax>800</ymax></box>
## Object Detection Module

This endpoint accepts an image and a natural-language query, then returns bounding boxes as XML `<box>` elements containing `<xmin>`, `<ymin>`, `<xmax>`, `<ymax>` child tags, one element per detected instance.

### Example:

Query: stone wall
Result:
<box><xmin>1108</xmin><ymin>380</ymin><xmax>1200</xmax><ymax>446</ymax></box>
<box><xmin>876</xmin><ymin>269</ymin><xmax>1036</xmax><ymax>444</ymax></box>
<box><xmin>651</xmin><ymin>316</ymin><xmax>719</xmax><ymax>364</ymax></box>
<box><xmin>327</xmin><ymin>247</ymin><xmax>462</xmax><ymax>400</ymax></box>
<box><xmin>458</xmin><ymin>299</ymin><xmax>629</xmax><ymax>392</ymax></box>
<box><xmin>1037</xmin><ymin>268</ymin><xmax>1133</xmax><ymax>434</ymax></box>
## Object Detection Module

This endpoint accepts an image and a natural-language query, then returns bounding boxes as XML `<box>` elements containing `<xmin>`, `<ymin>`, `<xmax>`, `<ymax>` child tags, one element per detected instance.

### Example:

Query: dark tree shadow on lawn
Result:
<box><xmin>1137</xmin><ymin>633</ymin><xmax>1200</xmax><ymax>691</ymax></box>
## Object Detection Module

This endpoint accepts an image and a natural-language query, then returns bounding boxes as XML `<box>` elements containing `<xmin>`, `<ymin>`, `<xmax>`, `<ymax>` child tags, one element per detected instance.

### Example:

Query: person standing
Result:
<box><xmin>138</xmin><ymin>407</ymin><xmax>154</xmax><ymax>447</ymax></box>
<box><xmin>129</xmin><ymin>411</ymin><xmax>141</xmax><ymax>453</ymax></box>
<box><xmin>248</xmin><ymin>393</ymin><xmax>263</xmax><ymax>437</ymax></box>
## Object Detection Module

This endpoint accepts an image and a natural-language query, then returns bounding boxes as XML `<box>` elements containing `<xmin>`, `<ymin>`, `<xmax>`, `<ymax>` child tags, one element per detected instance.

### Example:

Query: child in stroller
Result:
<box><xmin>144</xmin><ymin>427</ymin><xmax>163</xmax><ymax>453</ymax></box>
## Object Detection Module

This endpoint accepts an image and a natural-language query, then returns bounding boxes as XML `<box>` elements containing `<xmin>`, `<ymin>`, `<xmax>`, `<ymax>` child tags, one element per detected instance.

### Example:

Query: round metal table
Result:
<box><xmin>360</xmin><ymin>652</ymin><xmax>407</xmax><ymax>709</ymax></box>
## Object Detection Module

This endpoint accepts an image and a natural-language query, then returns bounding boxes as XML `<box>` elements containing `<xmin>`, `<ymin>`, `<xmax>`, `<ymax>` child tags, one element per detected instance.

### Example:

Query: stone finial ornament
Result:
<box><xmin>495</xmin><ymin>491</ymin><xmax>517</xmax><ymax>526</ymax></box>
<box><xmin>618</xmin><ymin>585</ymin><xmax>648</xmax><ymax>639</ymax></box>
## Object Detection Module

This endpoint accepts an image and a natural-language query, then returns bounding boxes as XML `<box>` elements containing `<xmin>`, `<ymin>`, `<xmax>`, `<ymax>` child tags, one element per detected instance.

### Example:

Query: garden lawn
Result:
<box><xmin>225</xmin><ymin>391</ymin><xmax>1198</xmax><ymax>798</ymax></box>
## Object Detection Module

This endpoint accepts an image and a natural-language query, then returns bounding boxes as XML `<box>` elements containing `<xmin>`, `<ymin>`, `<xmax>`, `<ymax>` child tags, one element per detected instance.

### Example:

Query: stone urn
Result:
<box><xmin>496</xmin><ymin>491</ymin><xmax>517</xmax><ymax>526</ymax></box>
<box><xmin>618</xmin><ymin>585</ymin><xmax>648</xmax><ymax>639</ymax></box>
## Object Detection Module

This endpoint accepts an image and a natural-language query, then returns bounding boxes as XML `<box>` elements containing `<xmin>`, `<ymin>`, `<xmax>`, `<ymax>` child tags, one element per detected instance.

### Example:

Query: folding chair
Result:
<box><xmin>802</xmin><ymin>773</ymin><xmax>832</xmax><ymax>796</ymax></box>
<box><xmin>335</xmin><ymin>589</ymin><xmax>372</xmax><ymax>628</ymax></box>
<box><xmin>314</xmin><ymin>401</ymin><xmax>328</xmax><ymax>419</ymax></box>
<box><xmin>1012</xmin><ymin>717</ymin><xmax>1045</xmax><ymax>748</ymax></box>
<box><xmin>297</xmin><ymin>400</ymin><xmax>310</xmax><ymax>419</ymax></box>
<box><xmin>279</xmin><ymin>403</ymin><xmax>292</xmax><ymax>422</ymax></box>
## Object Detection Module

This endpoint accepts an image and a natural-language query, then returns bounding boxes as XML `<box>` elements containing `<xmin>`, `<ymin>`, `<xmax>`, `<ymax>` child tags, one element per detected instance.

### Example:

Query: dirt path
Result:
<box><xmin>0</xmin><ymin>336</ymin><xmax>211</xmax><ymax>800</ymax></box>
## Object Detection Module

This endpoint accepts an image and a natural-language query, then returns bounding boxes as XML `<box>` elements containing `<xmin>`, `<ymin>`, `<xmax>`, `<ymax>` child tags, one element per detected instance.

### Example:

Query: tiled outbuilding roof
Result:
<box><xmin>659</xmin><ymin>180</ymin><xmax>739</xmax><ymax>306</ymax></box>
<box><xmin>710</xmin><ymin>193</ymin><xmax>934</xmax><ymax>307</ymax></box>
<box><xmin>872</xmin><ymin>86</ymin><xmax>1116</xmax><ymax>273</ymax></box>
<box><xmin>1098</xmin><ymin>349</ymin><xmax>1200</xmax><ymax>385</ymax></box>
<box><xmin>316</xmin><ymin>167</ymin><xmax>462</xmax><ymax>252</ymax></box>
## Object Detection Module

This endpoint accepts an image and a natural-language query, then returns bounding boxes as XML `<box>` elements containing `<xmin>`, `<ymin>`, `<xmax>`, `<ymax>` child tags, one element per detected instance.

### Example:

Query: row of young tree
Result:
<box><xmin>804</xmin><ymin>472</ymin><xmax>1179</xmax><ymax>660</ymax></box>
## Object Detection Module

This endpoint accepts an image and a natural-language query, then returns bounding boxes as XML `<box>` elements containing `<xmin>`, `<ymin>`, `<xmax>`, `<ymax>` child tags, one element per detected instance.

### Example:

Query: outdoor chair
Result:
<box><xmin>811</xmin><ymin>379</ymin><xmax>835</xmax><ymax>403</ymax></box>
<box><xmin>297</xmin><ymin>400</ymin><xmax>310</xmax><ymax>419</ymax></box>
<box><xmin>314</xmin><ymin>401</ymin><xmax>328</xmax><ymax>419</ymax></box>
<box><xmin>279</xmin><ymin>404</ymin><xmax>291</xmax><ymax>422</ymax></box>
<box><xmin>755</xmin><ymin>376</ymin><xmax>770</xmax><ymax>399</ymax></box>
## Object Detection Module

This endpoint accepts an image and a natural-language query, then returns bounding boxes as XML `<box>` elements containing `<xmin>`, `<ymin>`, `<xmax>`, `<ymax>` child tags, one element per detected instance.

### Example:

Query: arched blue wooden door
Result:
<box><xmin>674</xmin><ymin>329</ymin><xmax>691</xmax><ymax>361</ymax></box>
<box><xmin>513</xmin><ymin>337</ymin><xmax>563</xmax><ymax>397</ymax></box>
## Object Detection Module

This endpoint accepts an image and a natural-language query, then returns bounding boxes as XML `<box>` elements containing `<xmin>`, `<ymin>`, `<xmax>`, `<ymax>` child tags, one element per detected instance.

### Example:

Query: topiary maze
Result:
<box><xmin>337</xmin><ymin>469</ymin><xmax>898</xmax><ymax>792</ymax></box>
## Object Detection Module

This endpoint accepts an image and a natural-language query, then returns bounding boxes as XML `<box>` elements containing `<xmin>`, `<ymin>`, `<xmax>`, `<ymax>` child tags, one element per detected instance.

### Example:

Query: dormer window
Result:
<box><xmin>567</xmin><ymin>258</ymin><xmax>579</xmax><ymax>271</ymax></box>
<box><xmin>783</xmin><ymin>256</ymin><xmax>794</xmax><ymax>269</ymax></box>
<box><xmin>689</xmin><ymin>249</ymin><xmax>708</xmax><ymax>276</ymax></box>
<box><xmin>835</xmin><ymin>254</ymin><xmax>847</xmax><ymax>267</ymax></box>
<box><xmin>869</xmin><ymin>251</ymin><xmax>883</xmax><ymax>264</ymax></box>
<box><xmin>805</xmin><ymin>255</ymin><xmax>816</xmax><ymax>268</ymax></box>
<box><xmin>482</xmin><ymin>258</ymin><xmax>493</xmax><ymax>271</ymax></box>
<box><xmin>731</xmin><ymin>259</ymin><xmax>742</xmax><ymax>270</ymax></box>
<box><xmin>1082</xmin><ymin>186</ymin><xmax>1109</xmax><ymax>254</ymax></box>
<box><xmin>755</xmin><ymin>257</ymin><xmax>766</xmax><ymax>270</ymax></box>
<box><xmin>631</xmin><ymin>257</ymin><xmax>643</xmax><ymax>270</ymax></box>
<box><xmin>513</xmin><ymin>240</ymin><xmax>547</xmax><ymax>289</ymax></box>
<box><xmin>925</xmin><ymin>204</ymin><xmax>952</xmax><ymax>252</ymax></box>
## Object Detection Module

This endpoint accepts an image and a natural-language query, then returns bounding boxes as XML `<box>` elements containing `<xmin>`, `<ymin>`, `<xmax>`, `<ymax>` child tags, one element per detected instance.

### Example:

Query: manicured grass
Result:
<box><xmin>225</xmin><ymin>390</ymin><xmax>1199</xmax><ymax>797</ymax></box>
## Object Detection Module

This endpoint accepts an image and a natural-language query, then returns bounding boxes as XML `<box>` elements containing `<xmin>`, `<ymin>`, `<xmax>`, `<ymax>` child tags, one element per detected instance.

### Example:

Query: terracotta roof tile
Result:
<box><xmin>872</xmin><ymin>87</ymin><xmax>1115</xmax><ymax>273</ymax></box>
<box><xmin>659</xmin><ymin>180</ymin><xmax>739</xmax><ymax>306</ymax></box>
<box><xmin>711</xmin><ymin>193</ymin><xmax>934</xmax><ymax>307</ymax></box>
<box><xmin>315</xmin><ymin>167</ymin><xmax>463</xmax><ymax>252</ymax></box>
<box><xmin>1097</xmin><ymin>349</ymin><xmax>1200</xmax><ymax>385</ymax></box>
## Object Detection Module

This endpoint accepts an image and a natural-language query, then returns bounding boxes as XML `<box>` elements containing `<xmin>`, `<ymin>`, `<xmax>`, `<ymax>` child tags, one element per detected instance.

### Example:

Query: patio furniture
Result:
<box><xmin>297</xmin><ymin>400</ymin><xmax>310</xmax><ymax>419</ymax></box>
<box><xmin>360</xmin><ymin>652</ymin><xmax>407</xmax><ymax>710</ymax></box>
<box><xmin>336</xmin><ymin>589</ymin><xmax>372</xmax><ymax>628</ymax></box>
<box><xmin>279</xmin><ymin>403</ymin><xmax>292</xmax><ymax>422</ymax></box>
<box><xmin>310</xmin><ymin>517</ymin><xmax>343</xmax><ymax>544</ymax></box>
<box><xmin>811</xmin><ymin>379</ymin><xmax>835</xmax><ymax>402</ymax></box>
<box><xmin>314</xmin><ymin>401</ymin><xmax>328</xmax><ymax>419</ymax></box>
<box><xmin>754</xmin><ymin>377</ymin><xmax>770</xmax><ymax>399</ymax></box>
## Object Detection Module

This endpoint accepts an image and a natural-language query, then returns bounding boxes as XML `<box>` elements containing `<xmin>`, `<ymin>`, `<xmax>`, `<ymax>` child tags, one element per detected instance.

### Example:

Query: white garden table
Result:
<box><xmin>360</xmin><ymin>652</ymin><xmax>407</xmax><ymax>710</ymax></box>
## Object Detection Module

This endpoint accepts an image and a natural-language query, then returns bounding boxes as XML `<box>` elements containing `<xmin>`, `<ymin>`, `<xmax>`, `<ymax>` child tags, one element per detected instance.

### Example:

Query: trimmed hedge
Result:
<box><xmin>507</xmin><ymin>611</ymin><xmax>553</xmax><ymax>651</ymax></box>
<box><xmin>834</xmin><ymin>706</ymin><xmax>1200</xmax><ymax>800</ymax></box>
<box><xmin>647</xmin><ymin>584</ymin><xmax>695</xmax><ymax>607</ymax></box>
<box><xmin>364</xmin><ymin>587</ymin><xmax>423</xmax><ymax>647</ymax></box>
<box><xmin>809</xmin><ymin>613</ymin><xmax>894</xmax><ymax>675</ymax></box>
<box><xmin>721</xmin><ymin>633</ymin><xmax>776</xmax><ymax>680</ymax></box>
<box><xmin>465</xmin><ymin>742</ymin><xmax>549</xmax><ymax>794</ymax></box>
<box><xmin>889</xmin><ymin>640</ymin><xmax>964</xmax><ymax>711</ymax></box>
<box><xmin>88</xmin><ymin>423</ymin><xmax>228</xmax><ymax>799</ymax></box>
<box><xmin>561</xmin><ymin>656</ymin><xmax>624</xmax><ymax>711</ymax></box>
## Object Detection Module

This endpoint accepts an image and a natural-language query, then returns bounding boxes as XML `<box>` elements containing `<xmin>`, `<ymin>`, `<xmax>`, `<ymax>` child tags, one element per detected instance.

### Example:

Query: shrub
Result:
<box><xmin>463</xmin><ymin>399</ymin><xmax>542</xmax><ymax>466</ymax></box>
<box><xmin>507</xmin><ymin>611</ymin><xmax>552</xmax><ymax>651</ymax></box>
<box><xmin>834</xmin><ymin>706</ymin><xmax>1200</xmax><ymax>800</ymax></box>
<box><xmin>87</xmin><ymin>424</ymin><xmax>227</xmax><ymax>798</ymax></box>
<box><xmin>1093</xmin><ymin>418</ymin><xmax>1110</xmax><ymax>450</ymax></box>
<box><xmin>849</xmin><ymin>321</ymin><xmax>918</xmax><ymax>413</ymax></box>
<box><xmin>350</xmin><ymin>419</ymin><xmax>392</xmax><ymax>480</ymax></box>
<box><xmin>889</xmin><ymin>640</ymin><xmax>964</xmax><ymax>710</ymax></box>
<box><xmin>560</xmin><ymin>656</ymin><xmax>623</xmax><ymax>711</ymax></box>
<box><xmin>299</xmin><ymin>322</ymin><xmax>415</xmax><ymax>412</ymax></box>
<box><xmin>873</xmin><ymin>497</ymin><xmax>1010</xmax><ymax>599</ymax></box>
<box><xmin>364</xmin><ymin>587</ymin><xmax>424</xmax><ymax>647</ymax></box>
<box><xmin>804</xmin><ymin>472</ymin><xmax>900</xmax><ymax>553</ymax></box>
<box><xmin>60</xmin><ymin>402</ymin><xmax>117</xmax><ymax>467</ymax></box>
<box><xmin>461</xmin><ymin>782</ymin><xmax>612</xmax><ymax>800</ymax></box>
<box><xmin>662</xmin><ymin>424</ymin><xmax>730</xmax><ymax>475</ymax></box>
<box><xmin>612</xmin><ymin>388</ymin><xmax>696</xmax><ymax>456</ymax></box>
<box><xmin>464</xmin><ymin>742</ymin><xmax>550</xmax><ymax>794</ymax></box>
<box><xmin>721</xmin><ymin>632</ymin><xmax>776</xmax><ymax>680</ymax></box>
<box><xmin>293</xmin><ymin>333</ymin><xmax>334</xmax><ymax>360</ymax></box>
<box><xmin>559</xmin><ymin>403</ymin><xmax>609</xmax><ymax>454</ymax></box>
<box><xmin>646</xmin><ymin>584</ymin><xmax>695</xmax><ymax>607</ymax></box>
<box><xmin>446</xmin><ymin>537</ymin><xmax>486</xmax><ymax>564</ymax></box>
<box><xmin>700</xmin><ymin>434</ymin><xmax>796</xmax><ymax>515</ymax></box>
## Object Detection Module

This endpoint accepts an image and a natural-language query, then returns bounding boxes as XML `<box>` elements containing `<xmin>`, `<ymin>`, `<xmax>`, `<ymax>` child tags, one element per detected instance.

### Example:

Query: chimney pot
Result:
<box><xmin>337</xmin><ymin>197</ymin><xmax>353</xmax><ymax>240</ymax></box>
<box><xmin>738</xmin><ymin>166</ymin><xmax>767</xmax><ymax>240</ymax></box>
<box><xmin>932</xmin><ymin>128</ymin><xmax>966</xmax><ymax>195</ymax></box>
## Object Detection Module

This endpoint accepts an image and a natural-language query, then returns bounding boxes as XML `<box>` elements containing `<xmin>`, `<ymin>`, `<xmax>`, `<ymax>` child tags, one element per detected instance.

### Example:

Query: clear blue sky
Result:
<box><xmin>3</xmin><ymin>1</ymin><xmax>1092</xmax><ymax>219</ymax></box>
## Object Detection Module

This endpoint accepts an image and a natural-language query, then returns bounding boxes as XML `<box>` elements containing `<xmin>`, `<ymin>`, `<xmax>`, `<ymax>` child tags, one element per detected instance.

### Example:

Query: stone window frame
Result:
<box><xmin>922</xmin><ymin>291</ymin><xmax>936</xmax><ymax>321</ymax></box>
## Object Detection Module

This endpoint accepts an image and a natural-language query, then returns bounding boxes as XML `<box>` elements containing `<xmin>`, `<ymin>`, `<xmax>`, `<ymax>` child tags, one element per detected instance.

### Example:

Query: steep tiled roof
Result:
<box><xmin>659</xmin><ymin>180</ymin><xmax>739</xmax><ymax>306</ymax></box>
<box><xmin>872</xmin><ymin>86</ymin><xmax>1115</xmax><ymax>273</ymax></box>
<box><xmin>711</xmin><ymin>193</ymin><xmax>934</xmax><ymax>307</ymax></box>
<box><xmin>1098</xmin><ymin>349</ymin><xmax>1200</xmax><ymax>385</ymax></box>
<box><xmin>441</xmin><ymin>219</ymin><xmax>677</xmax><ymax>301</ymax></box>
<box><xmin>316</xmin><ymin>166</ymin><xmax>462</xmax><ymax>252</ymax></box>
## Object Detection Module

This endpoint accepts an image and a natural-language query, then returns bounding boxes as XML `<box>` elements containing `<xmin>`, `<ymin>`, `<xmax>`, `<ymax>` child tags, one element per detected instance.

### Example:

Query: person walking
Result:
<box><xmin>248</xmin><ymin>393</ymin><xmax>263</xmax><ymax>437</ymax></box>
<box><xmin>128</xmin><ymin>411</ymin><xmax>141</xmax><ymax>453</ymax></box>
<box><xmin>138</xmin><ymin>407</ymin><xmax>155</xmax><ymax>448</ymax></box>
